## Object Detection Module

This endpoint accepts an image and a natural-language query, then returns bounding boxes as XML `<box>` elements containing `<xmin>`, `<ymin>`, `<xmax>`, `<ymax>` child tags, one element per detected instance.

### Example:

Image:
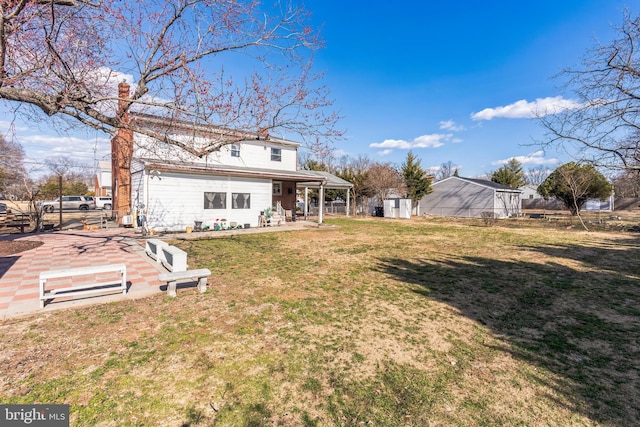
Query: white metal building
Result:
<box><xmin>418</xmin><ymin>176</ymin><xmax>522</xmax><ymax>218</ymax></box>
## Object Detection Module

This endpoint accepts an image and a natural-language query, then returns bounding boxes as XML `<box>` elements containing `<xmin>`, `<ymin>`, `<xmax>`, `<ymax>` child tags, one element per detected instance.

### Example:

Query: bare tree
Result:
<box><xmin>0</xmin><ymin>135</ymin><xmax>26</xmax><ymax>199</ymax></box>
<box><xmin>436</xmin><ymin>160</ymin><xmax>457</xmax><ymax>181</ymax></box>
<box><xmin>526</xmin><ymin>166</ymin><xmax>551</xmax><ymax>186</ymax></box>
<box><xmin>363</xmin><ymin>163</ymin><xmax>404</xmax><ymax>207</ymax></box>
<box><xmin>0</xmin><ymin>1</ymin><xmax>341</xmax><ymax>156</ymax></box>
<box><xmin>337</xmin><ymin>155</ymin><xmax>373</xmax><ymax>215</ymax></box>
<box><xmin>44</xmin><ymin>156</ymin><xmax>91</xmax><ymax>181</ymax></box>
<box><xmin>613</xmin><ymin>169</ymin><xmax>640</xmax><ymax>197</ymax></box>
<box><xmin>540</xmin><ymin>10</ymin><xmax>640</xmax><ymax>172</ymax></box>
<box><xmin>20</xmin><ymin>174</ymin><xmax>45</xmax><ymax>232</ymax></box>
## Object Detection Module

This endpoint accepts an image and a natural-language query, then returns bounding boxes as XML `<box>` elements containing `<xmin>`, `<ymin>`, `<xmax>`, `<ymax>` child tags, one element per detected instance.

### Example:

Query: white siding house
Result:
<box><xmin>519</xmin><ymin>184</ymin><xmax>543</xmax><ymax>200</ymax></box>
<box><xmin>94</xmin><ymin>161</ymin><xmax>112</xmax><ymax>196</ymax></box>
<box><xmin>418</xmin><ymin>176</ymin><xmax>522</xmax><ymax>218</ymax></box>
<box><xmin>107</xmin><ymin>113</ymin><xmax>345</xmax><ymax>232</ymax></box>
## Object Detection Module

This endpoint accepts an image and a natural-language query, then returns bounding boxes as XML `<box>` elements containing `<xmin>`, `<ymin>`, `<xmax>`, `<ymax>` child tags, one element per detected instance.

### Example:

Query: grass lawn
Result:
<box><xmin>1</xmin><ymin>217</ymin><xmax>639</xmax><ymax>426</ymax></box>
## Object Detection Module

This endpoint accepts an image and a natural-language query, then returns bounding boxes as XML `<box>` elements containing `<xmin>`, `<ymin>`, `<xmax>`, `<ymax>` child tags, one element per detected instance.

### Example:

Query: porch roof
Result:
<box><xmin>296</xmin><ymin>171</ymin><xmax>354</xmax><ymax>189</ymax></box>
<box><xmin>139</xmin><ymin>159</ymin><xmax>334</xmax><ymax>183</ymax></box>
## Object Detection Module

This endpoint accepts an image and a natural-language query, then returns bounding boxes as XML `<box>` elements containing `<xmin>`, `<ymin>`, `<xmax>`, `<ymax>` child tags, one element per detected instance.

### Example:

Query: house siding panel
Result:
<box><xmin>131</xmin><ymin>159</ymin><xmax>145</xmax><ymax>208</ymax></box>
<box><xmin>494</xmin><ymin>191</ymin><xmax>521</xmax><ymax>217</ymax></box>
<box><xmin>419</xmin><ymin>178</ymin><xmax>494</xmax><ymax>218</ymax></box>
<box><xmin>134</xmin><ymin>135</ymin><xmax>297</xmax><ymax>171</ymax></box>
<box><xmin>144</xmin><ymin>171</ymin><xmax>271</xmax><ymax>231</ymax></box>
<box><xmin>215</xmin><ymin>141</ymin><xmax>297</xmax><ymax>171</ymax></box>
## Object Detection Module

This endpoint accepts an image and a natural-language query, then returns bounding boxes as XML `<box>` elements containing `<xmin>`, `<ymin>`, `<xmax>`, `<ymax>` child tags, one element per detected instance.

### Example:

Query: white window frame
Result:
<box><xmin>271</xmin><ymin>147</ymin><xmax>282</xmax><ymax>162</ymax></box>
<box><xmin>273</xmin><ymin>181</ymin><xmax>282</xmax><ymax>196</ymax></box>
<box><xmin>231</xmin><ymin>144</ymin><xmax>240</xmax><ymax>157</ymax></box>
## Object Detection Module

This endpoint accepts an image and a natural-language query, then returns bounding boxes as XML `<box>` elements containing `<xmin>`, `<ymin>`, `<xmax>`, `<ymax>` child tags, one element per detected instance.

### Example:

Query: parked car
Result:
<box><xmin>38</xmin><ymin>196</ymin><xmax>96</xmax><ymax>212</ymax></box>
<box><xmin>95</xmin><ymin>196</ymin><xmax>112</xmax><ymax>210</ymax></box>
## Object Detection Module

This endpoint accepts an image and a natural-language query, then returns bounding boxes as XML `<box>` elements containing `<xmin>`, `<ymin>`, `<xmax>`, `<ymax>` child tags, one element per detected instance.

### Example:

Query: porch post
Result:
<box><xmin>346</xmin><ymin>188</ymin><xmax>350</xmax><ymax>217</ymax></box>
<box><xmin>304</xmin><ymin>187</ymin><xmax>309</xmax><ymax>219</ymax></box>
<box><xmin>318</xmin><ymin>182</ymin><xmax>325</xmax><ymax>224</ymax></box>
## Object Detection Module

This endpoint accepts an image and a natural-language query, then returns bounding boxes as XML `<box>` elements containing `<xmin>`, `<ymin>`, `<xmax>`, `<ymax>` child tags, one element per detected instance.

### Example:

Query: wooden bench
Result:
<box><xmin>160</xmin><ymin>244</ymin><xmax>188</xmax><ymax>272</ymax></box>
<box><xmin>158</xmin><ymin>268</ymin><xmax>211</xmax><ymax>297</ymax></box>
<box><xmin>0</xmin><ymin>222</ymin><xmax>30</xmax><ymax>233</ymax></box>
<box><xmin>39</xmin><ymin>263</ymin><xmax>127</xmax><ymax>308</ymax></box>
<box><xmin>145</xmin><ymin>238</ymin><xmax>169</xmax><ymax>263</ymax></box>
<box><xmin>0</xmin><ymin>214</ymin><xmax>30</xmax><ymax>233</ymax></box>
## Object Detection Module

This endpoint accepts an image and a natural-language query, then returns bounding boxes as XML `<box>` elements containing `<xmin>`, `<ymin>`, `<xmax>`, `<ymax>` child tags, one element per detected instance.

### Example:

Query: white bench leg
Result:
<box><xmin>40</xmin><ymin>279</ymin><xmax>46</xmax><ymax>308</ymax></box>
<box><xmin>197</xmin><ymin>277</ymin><xmax>207</xmax><ymax>293</ymax></box>
<box><xmin>167</xmin><ymin>281</ymin><xmax>177</xmax><ymax>297</ymax></box>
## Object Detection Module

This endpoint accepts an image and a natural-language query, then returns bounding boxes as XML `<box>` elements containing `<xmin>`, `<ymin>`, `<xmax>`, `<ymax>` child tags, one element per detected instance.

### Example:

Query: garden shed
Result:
<box><xmin>418</xmin><ymin>176</ymin><xmax>522</xmax><ymax>218</ymax></box>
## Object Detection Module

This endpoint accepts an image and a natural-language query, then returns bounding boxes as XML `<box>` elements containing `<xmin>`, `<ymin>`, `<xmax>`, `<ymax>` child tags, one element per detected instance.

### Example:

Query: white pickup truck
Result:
<box><xmin>95</xmin><ymin>196</ymin><xmax>113</xmax><ymax>210</ymax></box>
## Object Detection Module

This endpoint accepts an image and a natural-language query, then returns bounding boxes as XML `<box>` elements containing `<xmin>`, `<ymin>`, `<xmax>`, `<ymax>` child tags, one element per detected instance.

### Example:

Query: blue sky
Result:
<box><xmin>307</xmin><ymin>0</ymin><xmax>630</xmax><ymax>176</ymax></box>
<box><xmin>1</xmin><ymin>0</ymin><xmax>634</xmax><ymax>178</ymax></box>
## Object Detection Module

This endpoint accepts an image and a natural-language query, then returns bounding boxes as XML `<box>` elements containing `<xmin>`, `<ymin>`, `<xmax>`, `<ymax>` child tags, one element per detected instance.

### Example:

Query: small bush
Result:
<box><xmin>481</xmin><ymin>211</ymin><xmax>497</xmax><ymax>226</ymax></box>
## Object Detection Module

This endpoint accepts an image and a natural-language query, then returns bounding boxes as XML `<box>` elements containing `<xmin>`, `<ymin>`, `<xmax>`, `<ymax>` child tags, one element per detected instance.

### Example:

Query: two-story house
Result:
<box><xmin>107</xmin><ymin>83</ymin><xmax>350</xmax><ymax>232</ymax></box>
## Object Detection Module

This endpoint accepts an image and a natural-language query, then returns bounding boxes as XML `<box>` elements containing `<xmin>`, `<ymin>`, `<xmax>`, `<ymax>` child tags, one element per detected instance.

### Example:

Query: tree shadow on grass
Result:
<box><xmin>375</xmin><ymin>238</ymin><xmax>640</xmax><ymax>426</ymax></box>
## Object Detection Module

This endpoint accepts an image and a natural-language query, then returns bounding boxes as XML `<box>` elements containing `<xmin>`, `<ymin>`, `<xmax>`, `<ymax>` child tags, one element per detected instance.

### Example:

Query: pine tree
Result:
<box><xmin>491</xmin><ymin>158</ymin><xmax>526</xmax><ymax>188</ymax></box>
<box><xmin>401</xmin><ymin>151</ymin><xmax>432</xmax><ymax>209</ymax></box>
<box><xmin>538</xmin><ymin>162</ymin><xmax>612</xmax><ymax>215</ymax></box>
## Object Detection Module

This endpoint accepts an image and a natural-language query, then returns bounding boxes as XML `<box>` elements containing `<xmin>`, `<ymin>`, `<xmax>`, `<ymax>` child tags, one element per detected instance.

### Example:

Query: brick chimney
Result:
<box><xmin>111</xmin><ymin>81</ymin><xmax>133</xmax><ymax>224</ymax></box>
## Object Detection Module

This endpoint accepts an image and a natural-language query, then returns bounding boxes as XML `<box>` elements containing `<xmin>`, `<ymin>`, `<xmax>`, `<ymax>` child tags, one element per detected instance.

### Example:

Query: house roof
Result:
<box><xmin>130</xmin><ymin>113</ymin><xmax>301</xmax><ymax>147</ymax></box>
<box><xmin>138</xmin><ymin>159</ymin><xmax>350</xmax><ymax>185</ymax></box>
<box><xmin>296</xmin><ymin>171</ymin><xmax>354</xmax><ymax>189</ymax></box>
<box><xmin>435</xmin><ymin>176</ymin><xmax>522</xmax><ymax>192</ymax></box>
<box><xmin>98</xmin><ymin>160</ymin><xmax>111</xmax><ymax>170</ymax></box>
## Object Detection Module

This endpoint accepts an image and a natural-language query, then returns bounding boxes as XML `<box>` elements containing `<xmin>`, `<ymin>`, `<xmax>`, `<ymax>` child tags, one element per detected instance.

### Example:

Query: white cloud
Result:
<box><xmin>370</xmin><ymin>133</ymin><xmax>451</xmax><ymax>151</ymax></box>
<box><xmin>439</xmin><ymin>120</ymin><xmax>465</xmax><ymax>132</ymax></box>
<box><xmin>376</xmin><ymin>149</ymin><xmax>393</xmax><ymax>156</ymax></box>
<box><xmin>370</xmin><ymin>139</ymin><xmax>413</xmax><ymax>149</ymax></box>
<box><xmin>427</xmin><ymin>166</ymin><xmax>441</xmax><ymax>175</ymax></box>
<box><xmin>87</xmin><ymin>67</ymin><xmax>135</xmax><ymax>87</ymax></box>
<box><xmin>22</xmin><ymin>134</ymin><xmax>109</xmax><ymax>147</ymax></box>
<box><xmin>471</xmin><ymin>96</ymin><xmax>581</xmax><ymax>121</ymax></box>
<box><xmin>19</xmin><ymin>133</ymin><xmax>111</xmax><ymax>164</ymax></box>
<box><xmin>0</xmin><ymin>120</ymin><xmax>29</xmax><ymax>133</ymax></box>
<box><xmin>491</xmin><ymin>150</ymin><xmax>560</xmax><ymax>167</ymax></box>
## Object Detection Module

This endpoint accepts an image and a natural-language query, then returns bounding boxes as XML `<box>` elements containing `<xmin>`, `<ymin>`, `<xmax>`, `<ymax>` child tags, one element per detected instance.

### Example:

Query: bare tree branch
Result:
<box><xmin>0</xmin><ymin>0</ymin><xmax>341</xmax><ymax>156</ymax></box>
<box><xmin>540</xmin><ymin>9</ymin><xmax>640</xmax><ymax>172</ymax></box>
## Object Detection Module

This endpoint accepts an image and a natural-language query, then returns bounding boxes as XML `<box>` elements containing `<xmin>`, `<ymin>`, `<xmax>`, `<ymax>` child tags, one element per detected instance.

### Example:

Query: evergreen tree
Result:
<box><xmin>401</xmin><ymin>151</ymin><xmax>432</xmax><ymax>209</ymax></box>
<box><xmin>491</xmin><ymin>158</ymin><xmax>526</xmax><ymax>188</ymax></box>
<box><xmin>538</xmin><ymin>162</ymin><xmax>612</xmax><ymax>215</ymax></box>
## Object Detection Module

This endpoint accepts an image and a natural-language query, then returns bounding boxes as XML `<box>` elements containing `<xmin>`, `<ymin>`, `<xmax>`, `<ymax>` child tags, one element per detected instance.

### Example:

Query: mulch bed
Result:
<box><xmin>0</xmin><ymin>240</ymin><xmax>43</xmax><ymax>256</ymax></box>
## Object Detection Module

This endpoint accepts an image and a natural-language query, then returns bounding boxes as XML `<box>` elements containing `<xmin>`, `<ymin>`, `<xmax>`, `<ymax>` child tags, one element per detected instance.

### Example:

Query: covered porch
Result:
<box><xmin>296</xmin><ymin>171</ymin><xmax>354</xmax><ymax>224</ymax></box>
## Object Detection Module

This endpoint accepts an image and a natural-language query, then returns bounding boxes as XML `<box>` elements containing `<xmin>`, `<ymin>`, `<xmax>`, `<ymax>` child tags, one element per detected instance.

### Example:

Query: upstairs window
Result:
<box><xmin>271</xmin><ymin>147</ymin><xmax>282</xmax><ymax>162</ymax></box>
<box><xmin>231</xmin><ymin>144</ymin><xmax>240</xmax><ymax>157</ymax></box>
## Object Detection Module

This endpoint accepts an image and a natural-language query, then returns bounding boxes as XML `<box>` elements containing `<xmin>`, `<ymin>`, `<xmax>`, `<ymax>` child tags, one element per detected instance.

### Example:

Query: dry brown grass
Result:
<box><xmin>1</xmin><ymin>216</ymin><xmax>639</xmax><ymax>426</ymax></box>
